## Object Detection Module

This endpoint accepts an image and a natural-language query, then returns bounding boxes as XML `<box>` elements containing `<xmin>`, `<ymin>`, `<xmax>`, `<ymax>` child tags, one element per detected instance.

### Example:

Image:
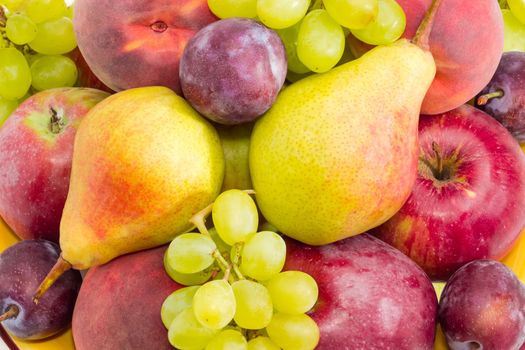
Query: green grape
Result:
<box><xmin>0</xmin><ymin>97</ymin><xmax>19</xmax><ymax>127</ymax></box>
<box><xmin>500</xmin><ymin>0</ymin><xmax>509</xmax><ymax>9</ymax></box>
<box><xmin>247</xmin><ymin>336</ymin><xmax>280</xmax><ymax>350</ymax></box>
<box><xmin>266</xmin><ymin>270</ymin><xmax>318</xmax><ymax>314</ymax></box>
<box><xmin>30</xmin><ymin>55</ymin><xmax>78</xmax><ymax>91</ymax></box>
<box><xmin>0</xmin><ymin>48</ymin><xmax>31</xmax><ymax>100</ymax></box>
<box><xmin>509</xmin><ymin>0</ymin><xmax>525</xmax><ymax>24</ymax></box>
<box><xmin>24</xmin><ymin>0</ymin><xmax>67</xmax><ymax>24</ymax></box>
<box><xmin>5</xmin><ymin>13</ymin><xmax>38</xmax><ymax>45</ymax></box>
<box><xmin>168</xmin><ymin>307</ymin><xmax>219</xmax><ymax>350</ymax></box>
<box><xmin>324</xmin><ymin>0</ymin><xmax>379</xmax><ymax>29</ymax></box>
<box><xmin>193</xmin><ymin>280</ymin><xmax>236</xmax><ymax>329</ymax></box>
<box><xmin>205</xmin><ymin>329</ymin><xmax>247</xmax><ymax>350</ymax></box>
<box><xmin>209</xmin><ymin>227</ymin><xmax>231</xmax><ymax>256</ymax></box>
<box><xmin>64</xmin><ymin>5</ymin><xmax>74</xmax><ymax>20</ymax></box>
<box><xmin>502</xmin><ymin>9</ymin><xmax>525</xmax><ymax>52</ymax></box>
<box><xmin>164</xmin><ymin>253</ymin><xmax>214</xmax><ymax>286</ymax></box>
<box><xmin>212</xmin><ymin>189</ymin><xmax>258</xmax><ymax>245</ymax></box>
<box><xmin>257</xmin><ymin>0</ymin><xmax>310</xmax><ymax>29</ymax></box>
<box><xmin>207</xmin><ymin>0</ymin><xmax>257</xmax><ymax>18</ymax></box>
<box><xmin>240</xmin><ymin>231</ymin><xmax>286</xmax><ymax>281</ymax></box>
<box><xmin>232</xmin><ymin>280</ymin><xmax>273</xmax><ymax>329</ymax></box>
<box><xmin>297</xmin><ymin>9</ymin><xmax>345</xmax><ymax>73</ymax></box>
<box><xmin>161</xmin><ymin>286</ymin><xmax>200</xmax><ymax>329</ymax></box>
<box><xmin>266</xmin><ymin>313</ymin><xmax>320</xmax><ymax>350</ymax></box>
<box><xmin>2</xmin><ymin>0</ymin><xmax>23</xmax><ymax>11</ymax></box>
<box><xmin>165</xmin><ymin>233</ymin><xmax>216</xmax><ymax>274</ymax></box>
<box><xmin>277</xmin><ymin>22</ymin><xmax>310</xmax><ymax>74</ymax></box>
<box><xmin>29</xmin><ymin>16</ymin><xmax>77</xmax><ymax>55</ymax></box>
<box><xmin>350</xmin><ymin>0</ymin><xmax>405</xmax><ymax>45</ymax></box>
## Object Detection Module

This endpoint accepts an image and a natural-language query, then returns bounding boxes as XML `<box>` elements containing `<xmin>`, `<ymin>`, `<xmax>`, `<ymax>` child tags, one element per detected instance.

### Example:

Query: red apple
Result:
<box><xmin>284</xmin><ymin>234</ymin><xmax>437</xmax><ymax>349</ymax></box>
<box><xmin>0</xmin><ymin>88</ymin><xmax>109</xmax><ymax>243</ymax></box>
<box><xmin>73</xmin><ymin>0</ymin><xmax>218</xmax><ymax>94</ymax></box>
<box><xmin>373</xmin><ymin>104</ymin><xmax>525</xmax><ymax>280</ymax></box>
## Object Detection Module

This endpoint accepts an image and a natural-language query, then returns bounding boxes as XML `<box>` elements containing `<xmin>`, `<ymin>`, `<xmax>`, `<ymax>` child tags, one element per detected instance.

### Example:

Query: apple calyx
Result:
<box><xmin>33</xmin><ymin>255</ymin><xmax>72</xmax><ymax>304</ymax></box>
<box><xmin>412</xmin><ymin>0</ymin><xmax>443</xmax><ymax>51</ymax></box>
<box><xmin>477</xmin><ymin>90</ymin><xmax>504</xmax><ymax>106</ymax></box>
<box><xmin>0</xmin><ymin>305</ymin><xmax>19</xmax><ymax>322</ymax></box>
<box><xmin>419</xmin><ymin>142</ymin><xmax>459</xmax><ymax>183</ymax></box>
<box><xmin>49</xmin><ymin>107</ymin><xmax>66</xmax><ymax>134</ymax></box>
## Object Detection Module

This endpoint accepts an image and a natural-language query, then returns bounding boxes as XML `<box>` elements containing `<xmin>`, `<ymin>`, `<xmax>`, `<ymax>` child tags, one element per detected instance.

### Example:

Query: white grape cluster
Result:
<box><xmin>207</xmin><ymin>0</ymin><xmax>406</xmax><ymax>75</ymax></box>
<box><xmin>161</xmin><ymin>189</ymin><xmax>320</xmax><ymax>350</ymax></box>
<box><xmin>0</xmin><ymin>0</ymin><xmax>77</xmax><ymax>124</ymax></box>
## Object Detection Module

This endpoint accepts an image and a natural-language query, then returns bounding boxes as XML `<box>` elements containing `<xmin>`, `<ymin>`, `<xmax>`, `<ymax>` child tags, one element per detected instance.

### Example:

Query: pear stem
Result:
<box><xmin>0</xmin><ymin>305</ymin><xmax>18</xmax><ymax>322</ymax></box>
<box><xmin>412</xmin><ymin>0</ymin><xmax>443</xmax><ymax>51</ymax></box>
<box><xmin>33</xmin><ymin>255</ymin><xmax>72</xmax><ymax>304</ymax></box>
<box><xmin>477</xmin><ymin>90</ymin><xmax>504</xmax><ymax>106</ymax></box>
<box><xmin>189</xmin><ymin>203</ymin><xmax>213</xmax><ymax>237</ymax></box>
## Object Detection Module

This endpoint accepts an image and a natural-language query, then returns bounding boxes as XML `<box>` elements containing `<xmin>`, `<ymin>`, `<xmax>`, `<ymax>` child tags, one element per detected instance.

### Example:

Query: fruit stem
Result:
<box><xmin>189</xmin><ymin>203</ymin><xmax>213</xmax><ymax>237</ymax></box>
<box><xmin>49</xmin><ymin>107</ymin><xmax>66</xmax><ymax>134</ymax></box>
<box><xmin>33</xmin><ymin>255</ymin><xmax>72</xmax><ymax>304</ymax></box>
<box><xmin>412</xmin><ymin>0</ymin><xmax>443</xmax><ymax>51</ymax></box>
<box><xmin>212</xmin><ymin>250</ymin><xmax>235</xmax><ymax>283</ymax></box>
<box><xmin>477</xmin><ymin>90</ymin><xmax>504</xmax><ymax>105</ymax></box>
<box><xmin>231</xmin><ymin>243</ymin><xmax>245</xmax><ymax>280</ymax></box>
<box><xmin>0</xmin><ymin>305</ymin><xmax>18</xmax><ymax>322</ymax></box>
<box><xmin>432</xmin><ymin>142</ymin><xmax>443</xmax><ymax>177</ymax></box>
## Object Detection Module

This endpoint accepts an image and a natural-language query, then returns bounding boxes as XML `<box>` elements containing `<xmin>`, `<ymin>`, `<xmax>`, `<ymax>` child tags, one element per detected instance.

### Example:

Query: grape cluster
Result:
<box><xmin>207</xmin><ymin>0</ymin><xmax>406</xmax><ymax>74</ymax></box>
<box><xmin>161</xmin><ymin>189</ymin><xmax>320</xmax><ymax>350</ymax></box>
<box><xmin>0</xmin><ymin>0</ymin><xmax>77</xmax><ymax>125</ymax></box>
<box><xmin>500</xmin><ymin>0</ymin><xmax>525</xmax><ymax>52</ymax></box>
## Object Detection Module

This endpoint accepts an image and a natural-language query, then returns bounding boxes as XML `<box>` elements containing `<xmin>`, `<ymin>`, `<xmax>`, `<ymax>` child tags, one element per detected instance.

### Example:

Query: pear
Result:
<box><xmin>34</xmin><ymin>86</ymin><xmax>224</xmax><ymax>300</ymax></box>
<box><xmin>249</xmin><ymin>1</ymin><xmax>441</xmax><ymax>245</ymax></box>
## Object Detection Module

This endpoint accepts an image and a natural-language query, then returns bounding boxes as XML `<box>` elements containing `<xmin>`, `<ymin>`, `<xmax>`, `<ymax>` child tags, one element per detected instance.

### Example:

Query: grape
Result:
<box><xmin>256</xmin><ymin>0</ymin><xmax>310</xmax><ymax>29</ymax></box>
<box><xmin>509</xmin><ymin>0</ymin><xmax>525</xmax><ymax>24</ymax></box>
<box><xmin>297</xmin><ymin>9</ymin><xmax>345</xmax><ymax>73</ymax></box>
<box><xmin>266</xmin><ymin>313</ymin><xmax>320</xmax><ymax>350</ymax></box>
<box><xmin>277</xmin><ymin>22</ymin><xmax>310</xmax><ymax>74</ymax></box>
<box><xmin>2</xmin><ymin>0</ymin><xmax>23</xmax><ymax>11</ymax></box>
<box><xmin>209</xmin><ymin>227</ymin><xmax>231</xmax><ymax>256</ymax></box>
<box><xmin>0</xmin><ymin>48</ymin><xmax>31</xmax><ymax>100</ymax></box>
<box><xmin>161</xmin><ymin>286</ymin><xmax>200</xmax><ymax>329</ymax></box>
<box><xmin>239</xmin><ymin>231</ymin><xmax>286</xmax><ymax>281</ymax></box>
<box><xmin>29</xmin><ymin>17</ymin><xmax>77</xmax><ymax>55</ymax></box>
<box><xmin>266</xmin><ymin>270</ymin><xmax>318</xmax><ymax>314</ymax></box>
<box><xmin>207</xmin><ymin>0</ymin><xmax>257</xmax><ymax>18</ymax></box>
<box><xmin>64</xmin><ymin>5</ymin><xmax>74</xmax><ymax>20</ymax></box>
<box><xmin>212</xmin><ymin>189</ymin><xmax>258</xmax><ymax>245</ymax></box>
<box><xmin>323</xmin><ymin>0</ymin><xmax>379</xmax><ymax>29</ymax></box>
<box><xmin>165</xmin><ymin>233</ymin><xmax>216</xmax><ymax>274</ymax></box>
<box><xmin>205</xmin><ymin>329</ymin><xmax>247</xmax><ymax>350</ymax></box>
<box><xmin>193</xmin><ymin>280</ymin><xmax>236</xmax><ymax>329</ymax></box>
<box><xmin>232</xmin><ymin>280</ymin><xmax>273</xmax><ymax>329</ymax></box>
<box><xmin>0</xmin><ymin>97</ymin><xmax>19</xmax><ymax>126</ymax></box>
<box><xmin>24</xmin><ymin>0</ymin><xmax>68</xmax><ymax>24</ymax></box>
<box><xmin>164</xmin><ymin>252</ymin><xmax>214</xmax><ymax>286</ymax></box>
<box><xmin>247</xmin><ymin>336</ymin><xmax>280</xmax><ymax>350</ymax></box>
<box><xmin>350</xmin><ymin>0</ymin><xmax>405</xmax><ymax>45</ymax></box>
<box><xmin>5</xmin><ymin>13</ymin><xmax>38</xmax><ymax>45</ymax></box>
<box><xmin>168</xmin><ymin>308</ymin><xmax>219</xmax><ymax>350</ymax></box>
<box><xmin>502</xmin><ymin>9</ymin><xmax>525</xmax><ymax>52</ymax></box>
<box><xmin>30</xmin><ymin>55</ymin><xmax>78</xmax><ymax>91</ymax></box>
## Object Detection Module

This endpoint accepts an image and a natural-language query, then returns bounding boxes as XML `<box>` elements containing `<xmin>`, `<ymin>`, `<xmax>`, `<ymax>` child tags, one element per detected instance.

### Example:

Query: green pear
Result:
<box><xmin>249</xmin><ymin>2</ymin><xmax>440</xmax><ymax>245</ymax></box>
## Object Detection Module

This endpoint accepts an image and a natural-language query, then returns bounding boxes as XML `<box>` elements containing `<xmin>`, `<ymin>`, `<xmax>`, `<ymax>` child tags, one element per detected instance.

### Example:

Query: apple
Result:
<box><xmin>372</xmin><ymin>104</ymin><xmax>525</xmax><ymax>280</ymax></box>
<box><xmin>284</xmin><ymin>234</ymin><xmax>438</xmax><ymax>349</ymax></box>
<box><xmin>439</xmin><ymin>259</ymin><xmax>525</xmax><ymax>350</ymax></box>
<box><xmin>73</xmin><ymin>0</ymin><xmax>218</xmax><ymax>94</ymax></box>
<box><xmin>0</xmin><ymin>88</ymin><xmax>109</xmax><ymax>243</ymax></box>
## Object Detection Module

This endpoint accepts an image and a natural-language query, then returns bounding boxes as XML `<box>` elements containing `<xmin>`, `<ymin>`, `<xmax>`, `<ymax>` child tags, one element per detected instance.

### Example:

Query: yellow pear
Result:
<box><xmin>249</xmin><ymin>2</ymin><xmax>440</xmax><ymax>245</ymax></box>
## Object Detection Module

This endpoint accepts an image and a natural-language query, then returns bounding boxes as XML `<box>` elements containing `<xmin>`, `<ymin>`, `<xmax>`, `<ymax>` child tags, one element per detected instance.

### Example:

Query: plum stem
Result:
<box><xmin>412</xmin><ymin>0</ymin><xmax>443</xmax><ymax>51</ymax></box>
<box><xmin>477</xmin><ymin>90</ymin><xmax>504</xmax><ymax>105</ymax></box>
<box><xmin>0</xmin><ymin>305</ymin><xmax>18</xmax><ymax>322</ymax></box>
<box><xmin>33</xmin><ymin>255</ymin><xmax>72</xmax><ymax>304</ymax></box>
<box><xmin>189</xmin><ymin>203</ymin><xmax>213</xmax><ymax>237</ymax></box>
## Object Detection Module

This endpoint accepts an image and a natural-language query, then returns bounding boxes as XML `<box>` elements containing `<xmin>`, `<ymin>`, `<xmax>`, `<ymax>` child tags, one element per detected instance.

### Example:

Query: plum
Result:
<box><xmin>0</xmin><ymin>240</ymin><xmax>82</xmax><ymax>340</ymax></box>
<box><xmin>179</xmin><ymin>18</ymin><xmax>287</xmax><ymax>125</ymax></box>
<box><xmin>439</xmin><ymin>260</ymin><xmax>525</xmax><ymax>350</ymax></box>
<box><xmin>476</xmin><ymin>51</ymin><xmax>525</xmax><ymax>143</ymax></box>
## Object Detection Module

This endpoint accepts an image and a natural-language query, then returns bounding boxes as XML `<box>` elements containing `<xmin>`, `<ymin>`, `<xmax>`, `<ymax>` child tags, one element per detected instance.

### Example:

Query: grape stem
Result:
<box><xmin>189</xmin><ymin>203</ymin><xmax>213</xmax><ymax>237</ymax></box>
<box><xmin>231</xmin><ymin>243</ymin><xmax>245</xmax><ymax>280</ymax></box>
<box><xmin>477</xmin><ymin>90</ymin><xmax>504</xmax><ymax>105</ymax></box>
<box><xmin>0</xmin><ymin>305</ymin><xmax>18</xmax><ymax>322</ymax></box>
<box><xmin>212</xmin><ymin>250</ymin><xmax>234</xmax><ymax>283</ymax></box>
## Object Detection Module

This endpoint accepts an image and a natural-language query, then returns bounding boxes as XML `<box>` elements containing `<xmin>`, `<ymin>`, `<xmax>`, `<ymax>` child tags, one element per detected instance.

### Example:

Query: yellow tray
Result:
<box><xmin>0</xmin><ymin>217</ymin><xmax>524</xmax><ymax>350</ymax></box>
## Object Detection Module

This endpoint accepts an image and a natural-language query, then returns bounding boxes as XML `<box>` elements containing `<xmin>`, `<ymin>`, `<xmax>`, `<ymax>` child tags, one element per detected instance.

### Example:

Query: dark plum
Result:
<box><xmin>180</xmin><ymin>18</ymin><xmax>287</xmax><ymax>125</ymax></box>
<box><xmin>476</xmin><ymin>51</ymin><xmax>525</xmax><ymax>143</ymax></box>
<box><xmin>439</xmin><ymin>260</ymin><xmax>525</xmax><ymax>350</ymax></box>
<box><xmin>0</xmin><ymin>240</ymin><xmax>82</xmax><ymax>340</ymax></box>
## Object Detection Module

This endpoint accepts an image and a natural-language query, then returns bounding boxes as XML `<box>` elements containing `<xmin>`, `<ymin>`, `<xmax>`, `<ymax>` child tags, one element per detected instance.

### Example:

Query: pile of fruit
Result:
<box><xmin>0</xmin><ymin>0</ymin><xmax>525</xmax><ymax>349</ymax></box>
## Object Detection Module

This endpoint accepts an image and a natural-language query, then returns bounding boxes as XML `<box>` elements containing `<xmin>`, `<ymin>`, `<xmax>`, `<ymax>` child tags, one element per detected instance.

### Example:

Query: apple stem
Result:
<box><xmin>33</xmin><ymin>255</ymin><xmax>72</xmax><ymax>304</ymax></box>
<box><xmin>432</xmin><ymin>142</ymin><xmax>443</xmax><ymax>177</ymax></box>
<box><xmin>477</xmin><ymin>90</ymin><xmax>504</xmax><ymax>106</ymax></box>
<box><xmin>412</xmin><ymin>0</ymin><xmax>443</xmax><ymax>51</ymax></box>
<box><xmin>49</xmin><ymin>107</ymin><xmax>65</xmax><ymax>134</ymax></box>
<box><xmin>0</xmin><ymin>305</ymin><xmax>18</xmax><ymax>322</ymax></box>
